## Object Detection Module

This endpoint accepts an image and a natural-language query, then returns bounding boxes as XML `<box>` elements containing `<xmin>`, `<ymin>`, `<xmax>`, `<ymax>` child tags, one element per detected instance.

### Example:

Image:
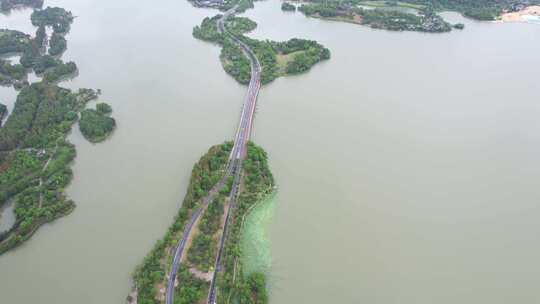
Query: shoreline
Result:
<box><xmin>499</xmin><ymin>5</ymin><xmax>540</xmax><ymax>23</ymax></box>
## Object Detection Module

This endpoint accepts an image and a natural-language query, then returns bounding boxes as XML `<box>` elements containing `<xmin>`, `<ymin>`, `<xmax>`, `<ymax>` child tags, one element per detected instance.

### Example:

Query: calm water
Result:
<box><xmin>1</xmin><ymin>0</ymin><xmax>540</xmax><ymax>303</ymax></box>
<box><xmin>0</xmin><ymin>201</ymin><xmax>15</xmax><ymax>233</ymax></box>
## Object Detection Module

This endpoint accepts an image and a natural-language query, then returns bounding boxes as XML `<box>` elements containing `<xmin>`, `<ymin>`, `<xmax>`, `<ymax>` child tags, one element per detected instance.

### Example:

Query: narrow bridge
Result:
<box><xmin>165</xmin><ymin>5</ymin><xmax>261</xmax><ymax>304</ymax></box>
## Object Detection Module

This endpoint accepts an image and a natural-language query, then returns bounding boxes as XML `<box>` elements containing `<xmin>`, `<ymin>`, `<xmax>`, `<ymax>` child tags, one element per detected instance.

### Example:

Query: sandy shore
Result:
<box><xmin>500</xmin><ymin>5</ymin><xmax>540</xmax><ymax>22</ymax></box>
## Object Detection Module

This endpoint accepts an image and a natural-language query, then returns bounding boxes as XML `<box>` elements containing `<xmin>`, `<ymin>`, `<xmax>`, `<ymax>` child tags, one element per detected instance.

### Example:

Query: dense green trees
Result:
<box><xmin>187</xmin><ymin>196</ymin><xmax>224</xmax><ymax>271</ymax></box>
<box><xmin>48</xmin><ymin>32</ymin><xmax>67</xmax><ymax>56</ymax></box>
<box><xmin>282</xmin><ymin>2</ymin><xmax>297</xmax><ymax>11</ymax></box>
<box><xmin>236</xmin><ymin>272</ymin><xmax>268</xmax><ymax>304</ymax></box>
<box><xmin>222</xmin><ymin>41</ymin><xmax>252</xmax><ymax>84</ymax></box>
<box><xmin>32</xmin><ymin>55</ymin><xmax>60</xmax><ymax>74</ymax></box>
<box><xmin>0</xmin><ymin>59</ymin><xmax>27</xmax><ymax>86</ymax></box>
<box><xmin>0</xmin><ymin>84</ymin><xmax>106</xmax><ymax>254</ymax></box>
<box><xmin>0</xmin><ymin>141</ymin><xmax>77</xmax><ymax>255</ymax></box>
<box><xmin>0</xmin><ymin>0</ymin><xmax>42</xmax><ymax>11</ymax></box>
<box><xmin>0</xmin><ymin>0</ymin><xmax>115</xmax><ymax>256</ymax></box>
<box><xmin>193</xmin><ymin>16</ymin><xmax>224</xmax><ymax>43</ymax></box>
<box><xmin>175</xmin><ymin>266</ymin><xmax>209</xmax><ymax>304</ymax></box>
<box><xmin>193</xmin><ymin>15</ymin><xmax>330</xmax><ymax>85</ymax></box>
<box><xmin>31</xmin><ymin>7</ymin><xmax>74</xmax><ymax>34</ymax></box>
<box><xmin>0</xmin><ymin>29</ymin><xmax>31</xmax><ymax>54</ymax></box>
<box><xmin>79</xmin><ymin>103</ymin><xmax>115</xmax><ymax>143</ymax></box>
<box><xmin>225</xmin><ymin>16</ymin><xmax>257</xmax><ymax>35</ymax></box>
<box><xmin>43</xmin><ymin>61</ymin><xmax>77</xmax><ymax>83</ymax></box>
<box><xmin>96</xmin><ymin>102</ymin><xmax>112</xmax><ymax>115</ymax></box>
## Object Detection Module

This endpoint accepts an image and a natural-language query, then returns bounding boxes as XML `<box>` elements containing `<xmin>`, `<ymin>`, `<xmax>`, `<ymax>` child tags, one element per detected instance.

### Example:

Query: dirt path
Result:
<box><xmin>38</xmin><ymin>143</ymin><xmax>59</xmax><ymax>208</ymax></box>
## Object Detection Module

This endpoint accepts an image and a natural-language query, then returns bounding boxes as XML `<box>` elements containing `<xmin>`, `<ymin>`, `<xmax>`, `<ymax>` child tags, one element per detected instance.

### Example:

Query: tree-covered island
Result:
<box><xmin>79</xmin><ymin>103</ymin><xmax>116</xmax><ymax>143</ymax></box>
<box><xmin>193</xmin><ymin>15</ymin><xmax>330</xmax><ymax>85</ymax></box>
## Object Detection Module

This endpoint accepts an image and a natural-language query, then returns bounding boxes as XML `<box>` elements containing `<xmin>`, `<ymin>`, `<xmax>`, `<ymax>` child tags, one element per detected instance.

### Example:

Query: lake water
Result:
<box><xmin>0</xmin><ymin>0</ymin><xmax>539</xmax><ymax>303</ymax></box>
<box><xmin>0</xmin><ymin>201</ymin><xmax>15</xmax><ymax>233</ymax></box>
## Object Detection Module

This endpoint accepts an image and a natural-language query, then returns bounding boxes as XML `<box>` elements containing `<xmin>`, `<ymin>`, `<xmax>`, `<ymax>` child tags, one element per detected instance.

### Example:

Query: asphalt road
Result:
<box><xmin>165</xmin><ymin>5</ymin><xmax>262</xmax><ymax>304</ymax></box>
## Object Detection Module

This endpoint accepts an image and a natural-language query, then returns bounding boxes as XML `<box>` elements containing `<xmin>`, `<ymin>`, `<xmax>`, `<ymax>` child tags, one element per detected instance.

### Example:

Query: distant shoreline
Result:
<box><xmin>499</xmin><ymin>5</ymin><xmax>540</xmax><ymax>23</ymax></box>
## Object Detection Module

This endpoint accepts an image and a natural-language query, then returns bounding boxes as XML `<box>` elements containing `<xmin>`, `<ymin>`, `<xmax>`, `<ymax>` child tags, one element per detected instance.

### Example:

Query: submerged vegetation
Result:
<box><xmin>0</xmin><ymin>3</ymin><xmax>116</xmax><ymax>255</ymax></box>
<box><xmin>31</xmin><ymin>7</ymin><xmax>74</xmax><ymax>34</ymax></box>
<box><xmin>193</xmin><ymin>15</ymin><xmax>330</xmax><ymax>85</ymax></box>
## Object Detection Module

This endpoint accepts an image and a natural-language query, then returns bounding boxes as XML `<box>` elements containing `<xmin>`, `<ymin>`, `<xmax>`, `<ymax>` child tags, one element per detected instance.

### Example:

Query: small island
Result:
<box><xmin>79</xmin><ymin>103</ymin><xmax>116</xmax><ymax>143</ymax></box>
<box><xmin>193</xmin><ymin>15</ymin><xmax>330</xmax><ymax>85</ymax></box>
<box><xmin>281</xmin><ymin>2</ymin><xmax>296</xmax><ymax>11</ymax></box>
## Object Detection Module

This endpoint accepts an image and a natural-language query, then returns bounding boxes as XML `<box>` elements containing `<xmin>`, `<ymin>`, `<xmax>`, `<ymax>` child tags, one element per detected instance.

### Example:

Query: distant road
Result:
<box><xmin>165</xmin><ymin>5</ymin><xmax>261</xmax><ymax>304</ymax></box>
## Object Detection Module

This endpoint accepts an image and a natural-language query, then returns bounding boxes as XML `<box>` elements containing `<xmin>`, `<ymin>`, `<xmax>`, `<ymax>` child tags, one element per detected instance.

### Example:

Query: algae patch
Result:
<box><xmin>240</xmin><ymin>193</ymin><xmax>276</xmax><ymax>276</ymax></box>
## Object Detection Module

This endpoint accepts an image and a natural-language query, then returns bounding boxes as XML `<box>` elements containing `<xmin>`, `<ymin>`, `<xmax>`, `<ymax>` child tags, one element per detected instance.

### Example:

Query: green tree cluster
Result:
<box><xmin>78</xmin><ymin>104</ymin><xmax>115</xmax><ymax>143</ymax></box>
<box><xmin>0</xmin><ymin>84</ymin><xmax>103</xmax><ymax>255</ymax></box>
<box><xmin>0</xmin><ymin>29</ymin><xmax>30</xmax><ymax>54</ymax></box>
<box><xmin>282</xmin><ymin>2</ymin><xmax>297</xmax><ymax>11</ymax></box>
<box><xmin>0</xmin><ymin>59</ymin><xmax>27</xmax><ymax>86</ymax></box>
<box><xmin>31</xmin><ymin>7</ymin><xmax>74</xmax><ymax>34</ymax></box>
<box><xmin>187</xmin><ymin>196</ymin><xmax>225</xmax><ymax>271</ymax></box>
<box><xmin>193</xmin><ymin>15</ymin><xmax>330</xmax><ymax>85</ymax></box>
<box><xmin>0</xmin><ymin>0</ymin><xmax>42</xmax><ymax>11</ymax></box>
<box><xmin>48</xmin><ymin>32</ymin><xmax>67</xmax><ymax>56</ymax></box>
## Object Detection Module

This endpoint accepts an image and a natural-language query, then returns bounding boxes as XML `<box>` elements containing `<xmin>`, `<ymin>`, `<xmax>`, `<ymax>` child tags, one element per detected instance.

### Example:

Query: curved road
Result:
<box><xmin>165</xmin><ymin>6</ymin><xmax>261</xmax><ymax>304</ymax></box>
